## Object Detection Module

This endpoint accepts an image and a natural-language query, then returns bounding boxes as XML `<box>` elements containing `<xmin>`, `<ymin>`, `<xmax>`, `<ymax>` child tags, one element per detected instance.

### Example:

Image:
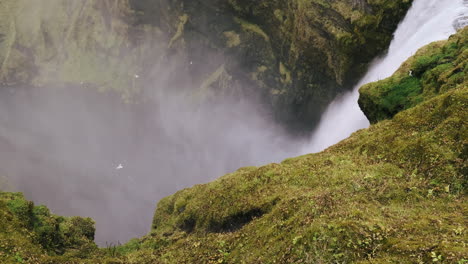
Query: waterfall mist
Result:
<box><xmin>0</xmin><ymin>78</ymin><xmax>302</xmax><ymax>245</ymax></box>
<box><xmin>0</xmin><ymin>2</ymin><xmax>302</xmax><ymax>244</ymax></box>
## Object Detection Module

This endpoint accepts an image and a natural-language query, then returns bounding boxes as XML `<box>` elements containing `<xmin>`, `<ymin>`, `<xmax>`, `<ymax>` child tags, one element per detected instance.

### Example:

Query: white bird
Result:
<box><xmin>409</xmin><ymin>70</ymin><xmax>413</xmax><ymax>76</ymax></box>
<box><xmin>116</xmin><ymin>164</ymin><xmax>123</xmax><ymax>170</ymax></box>
<box><xmin>134</xmin><ymin>74</ymin><xmax>139</xmax><ymax>79</ymax></box>
<box><xmin>190</xmin><ymin>61</ymin><xmax>193</xmax><ymax>65</ymax></box>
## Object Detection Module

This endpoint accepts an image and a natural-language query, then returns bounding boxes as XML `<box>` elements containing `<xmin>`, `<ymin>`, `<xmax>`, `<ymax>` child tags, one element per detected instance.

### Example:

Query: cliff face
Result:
<box><xmin>0</xmin><ymin>0</ymin><xmax>412</xmax><ymax>132</ymax></box>
<box><xmin>1</xmin><ymin>27</ymin><xmax>466</xmax><ymax>264</ymax></box>
<box><xmin>0</xmin><ymin>0</ymin><xmax>164</xmax><ymax>101</ymax></box>
<box><xmin>131</xmin><ymin>0</ymin><xmax>413</xmax><ymax>131</ymax></box>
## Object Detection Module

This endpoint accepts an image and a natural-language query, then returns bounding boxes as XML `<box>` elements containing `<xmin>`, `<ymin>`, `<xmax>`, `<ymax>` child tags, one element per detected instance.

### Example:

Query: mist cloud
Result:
<box><xmin>0</xmin><ymin>67</ymin><xmax>302</xmax><ymax>245</ymax></box>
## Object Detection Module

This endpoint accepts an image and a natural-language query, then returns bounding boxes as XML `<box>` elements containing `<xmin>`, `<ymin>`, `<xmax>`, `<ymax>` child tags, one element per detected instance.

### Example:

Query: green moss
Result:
<box><xmin>168</xmin><ymin>14</ymin><xmax>189</xmax><ymax>48</ymax></box>
<box><xmin>0</xmin><ymin>192</ymin><xmax>100</xmax><ymax>262</ymax></box>
<box><xmin>6</xmin><ymin>194</ymin><xmax>33</xmax><ymax>225</ymax></box>
<box><xmin>279</xmin><ymin>62</ymin><xmax>292</xmax><ymax>85</ymax></box>
<box><xmin>235</xmin><ymin>17</ymin><xmax>270</xmax><ymax>42</ymax></box>
<box><xmin>359</xmin><ymin>28</ymin><xmax>467</xmax><ymax>123</ymax></box>
<box><xmin>359</xmin><ymin>76</ymin><xmax>423</xmax><ymax>122</ymax></box>
<box><xmin>126</xmin><ymin>86</ymin><xmax>466</xmax><ymax>263</ymax></box>
<box><xmin>223</xmin><ymin>31</ymin><xmax>241</xmax><ymax>47</ymax></box>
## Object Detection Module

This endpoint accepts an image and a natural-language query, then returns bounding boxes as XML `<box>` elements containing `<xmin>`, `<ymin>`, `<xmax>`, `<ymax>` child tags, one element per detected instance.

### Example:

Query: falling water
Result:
<box><xmin>301</xmin><ymin>0</ymin><xmax>468</xmax><ymax>154</ymax></box>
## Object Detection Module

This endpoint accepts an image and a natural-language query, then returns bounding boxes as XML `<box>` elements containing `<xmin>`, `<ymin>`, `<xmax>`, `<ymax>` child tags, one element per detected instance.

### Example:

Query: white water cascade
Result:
<box><xmin>301</xmin><ymin>0</ymin><xmax>468</xmax><ymax>154</ymax></box>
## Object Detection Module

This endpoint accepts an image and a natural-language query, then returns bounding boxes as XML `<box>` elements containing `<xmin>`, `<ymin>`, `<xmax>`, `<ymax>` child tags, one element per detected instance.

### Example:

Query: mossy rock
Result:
<box><xmin>359</xmin><ymin>27</ymin><xmax>468</xmax><ymax>124</ymax></box>
<box><xmin>127</xmin><ymin>87</ymin><xmax>467</xmax><ymax>263</ymax></box>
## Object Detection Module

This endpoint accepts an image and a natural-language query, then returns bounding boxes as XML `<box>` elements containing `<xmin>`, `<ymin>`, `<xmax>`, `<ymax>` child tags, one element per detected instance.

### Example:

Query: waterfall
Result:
<box><xmin>301</xmin><ymin>0</ymin><xmax>468</xmax><ymax>154</ymax></box>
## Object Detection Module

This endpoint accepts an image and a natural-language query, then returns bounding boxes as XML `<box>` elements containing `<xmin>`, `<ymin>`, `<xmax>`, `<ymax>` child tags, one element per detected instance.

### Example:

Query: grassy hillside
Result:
<box><xmin>0</xmin><ymin>27</ymin><xmax>466</xmax><ymax>263</ymax></box>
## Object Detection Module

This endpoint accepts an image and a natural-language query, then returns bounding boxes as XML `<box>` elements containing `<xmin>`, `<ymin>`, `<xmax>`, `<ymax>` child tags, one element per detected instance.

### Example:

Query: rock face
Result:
<box><xmin>0</xmin><ymin>0</ymin><xmax>412</xmax><ymax>132</ymax></box>
<box><xmin>0</xmin><ymin>0</ymin><xmax>165</xmax><ymax>101</ymax></box>
<box><xmin>133</xmin><ymin>0</ymin><xmax>413</xmax><ymax>132</ymax></box>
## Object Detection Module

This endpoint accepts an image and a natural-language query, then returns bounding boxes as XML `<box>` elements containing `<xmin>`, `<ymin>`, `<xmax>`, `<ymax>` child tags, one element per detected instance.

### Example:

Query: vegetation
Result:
<box><xmin>359</xmin><ymin>28</ymin><xmax>467</xmax><ymax>123</ymax></box>
<box><xmin>0</xmin><ymin>26</ymin><xmax>466</xmax><ymax>263</ymax></box>
<box><xmin>0</xmin><ymin>192</ymin><xmax>98</xmax><ymax>263</ymax></box>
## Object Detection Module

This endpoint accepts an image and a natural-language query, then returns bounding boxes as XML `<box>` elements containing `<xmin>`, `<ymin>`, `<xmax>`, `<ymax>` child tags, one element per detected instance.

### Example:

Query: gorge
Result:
<box><xmin>0</xmin><ymin>0</ymin><xmax>467</xmax><ymax>263</ymax></box>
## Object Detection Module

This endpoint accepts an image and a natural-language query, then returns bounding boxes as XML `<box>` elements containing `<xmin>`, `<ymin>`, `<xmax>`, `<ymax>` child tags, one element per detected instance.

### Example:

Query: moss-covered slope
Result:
<box><xmin>0</xmin><ymin>192</ymin><xmax>99</xmax><ymax>263</ymax></box>
<box><xmin>135</xmin><ymin>89</ymin><xmax>467</xmax><ymax>261</ymax></box>
<box><xmin>359</xmin><ymin>28</ymin><xmax>467</xmax><ymax>123</ymax></box>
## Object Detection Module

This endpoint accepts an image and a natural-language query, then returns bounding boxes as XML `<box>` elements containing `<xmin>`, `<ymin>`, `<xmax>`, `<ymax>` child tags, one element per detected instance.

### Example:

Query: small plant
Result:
<box><xmin>106</xmin><ymin>241</ymin><xmax>121</xmax><ymax>257</ymax></box>
<box><xmin>453</xmin><ymin>226</ymin><xmax>464</xmax><ymax>236</ymax></box>
<box><xmin>431</xmin><ymin>251</ymin><xmax>442</xmax><ymax>262</ymax></box>
<box><xmin>216</xmin><ymin>240</ymin><xmax>230</xmax><ymax>263</ymax></box>
<box><xmin>14</xmin><ymin>252</ymin><xmax>24</xmax><ymax>263</ymax></box>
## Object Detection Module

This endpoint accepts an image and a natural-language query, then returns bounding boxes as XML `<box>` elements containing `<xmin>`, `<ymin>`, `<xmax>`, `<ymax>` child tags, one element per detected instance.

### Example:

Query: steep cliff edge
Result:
<box><xmin>1</xmin><ymin>26</ymin><xmax>466</xmax><ymax>263</ymax></box>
